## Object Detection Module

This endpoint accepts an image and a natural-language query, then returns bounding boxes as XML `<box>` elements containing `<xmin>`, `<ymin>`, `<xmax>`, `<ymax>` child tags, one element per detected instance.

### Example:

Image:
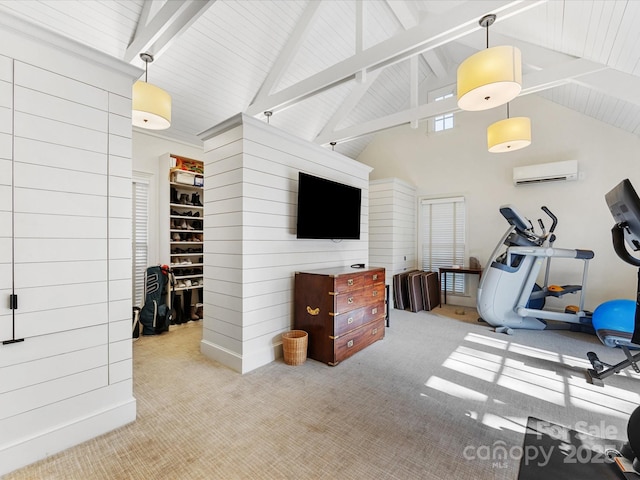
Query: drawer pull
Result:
<box><xmin>372</xmin><ymin>328</ymin><xmax>378</xmax><ymax>335</ymax></box>
<box><xmin>372</xmin><ymin>274</ymin><xmax>378</xmax><ymax>280</ymax></box>
<box><xmin>372</xmin><ymin>290</ymin><xmax>378</xmax><ymax>296</ymax></box>
<box><xmin>306</xmin><ymin>306</ymin><xmax>320</xmax><ymax>316</ymax></box>
<box><xmin>347</xmin><ymin>317</ymin><xmax>354</xmax><ymax>324</ymax></box>
<box><xmin>347</xmin><ymin>279</ymin><xmax>354</xmax><ymax>286</ymax></box>
<box><xmin>347</xmin><ymin>340</ymin><xmax>354</xmax><ymax>348</ymax></box>
<box><xmin>372</xmin><ymin>308</ymin><xmax>378</xmax><ymax>315</ymax></box>
<box><xmin>347</xmin><ymin>297</ymin><xmax>353</xmax><ymax>304</ymax></box>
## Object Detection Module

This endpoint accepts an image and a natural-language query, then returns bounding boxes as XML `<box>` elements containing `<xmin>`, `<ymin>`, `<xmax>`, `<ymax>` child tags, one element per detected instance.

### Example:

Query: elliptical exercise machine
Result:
<box><xmin>477</xmin><ymin>204</ymin><xmax>594</xmax><ymax>331</ymax></box>
<box><xmin>586</xmin><ymin>178</ymin><xmax>640</xmax><ymax>386</ymax></box>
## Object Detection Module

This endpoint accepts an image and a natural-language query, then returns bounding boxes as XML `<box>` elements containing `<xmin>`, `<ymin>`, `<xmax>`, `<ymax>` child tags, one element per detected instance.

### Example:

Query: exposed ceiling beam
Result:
<box><xmin>125</xmin><ymin>0</ymin><xmax>216</xmax><ymax>64</ymax></box>
<box><xmin>246</xmin><ymin>0</ymin><xmax>547</xmax><ymax>117</ymax></box>
<box><xmin>251</xmin><ymin>0</ymin><xmax>322</xmax><ymax>105</ymax></box>
<box><xmin>315</xmin><ymin>57</ymin><xmax>607</xmax><ymax>145</ymax></box>
<box><xmin>315</xmin><ymin>69</ymin><xmax>383</xmax><ymax>141</ymax></box>
<box><xmin>385</xmin><ymin>0</ymin><xmax>447</xmax><ymax>78</ymax></box>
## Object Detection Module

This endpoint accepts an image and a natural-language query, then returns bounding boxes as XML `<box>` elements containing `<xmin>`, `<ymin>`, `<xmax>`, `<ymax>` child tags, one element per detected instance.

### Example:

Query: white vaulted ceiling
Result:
<box><xmin>1</xmin><ymin>0</ymin><xmax>640</xmax><ymax>159</ymax></box>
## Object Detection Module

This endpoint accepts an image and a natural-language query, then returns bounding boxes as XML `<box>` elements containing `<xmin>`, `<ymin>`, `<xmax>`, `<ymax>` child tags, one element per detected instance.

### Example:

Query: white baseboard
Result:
<box><xmin>200</xmin><ymin>339</ymin><xmax>281</xmax><ymax>374</ymax></box>
<box><xmin>0</xmin><ymin>397</ymin><xmax>136</xmax><ymax>477</ymax></box>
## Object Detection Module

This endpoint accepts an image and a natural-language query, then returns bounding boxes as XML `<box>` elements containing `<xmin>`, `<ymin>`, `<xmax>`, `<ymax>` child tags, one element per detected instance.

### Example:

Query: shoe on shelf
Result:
<box><xmin>177</xmin><ymin>280</ymin><xmax>186</xmax><ymax>288</ymax></box>
<box><xmin>180</xmin><ymin>193</ymin><xmax>192</xmax><ymax>205</ymax></box>
<box><xmin>170</xmin><ymin>219</ymin><xmax>177</xmax><ymax>230</ymax></box>
<box><xmin>185</xmin><ymin>279</ymin><xmax>192</xmax><ymax>288</ymax></box>
<box><xmin>193</xmin><ymin>211</ymin><xmax>200</xmax><ymax>217</ymax></box>
<box><xmin>185</xmin><ymin>211</ymin><xmax>193</xmax><ymax>216</ymax></box>
<box><xmin>191</xmin><ymin>192</ymin><xmax>203</xmax><ymax>207</ymax></box>
<box><xmin>172</xmin><ymin>232</ymin><xmax>181</xmax><ymax>242</ymax></box>
<box><xmin>179</xmin><ymin>219</ymin><xmax>188</xmax><ymax>230</ymax></box>
<box><xmin>171</xmin><ymin>209</ymin><xmax>182</xmax><ymax>216</ymax></box>
<box><xmin>171</xmin><ymin>187</ymin><xmax>179</xmax><ymax>204</ymax></box>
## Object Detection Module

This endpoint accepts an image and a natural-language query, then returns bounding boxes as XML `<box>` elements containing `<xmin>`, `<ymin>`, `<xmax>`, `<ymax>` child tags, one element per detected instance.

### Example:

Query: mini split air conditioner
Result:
<box><xmin>513</xmin><ymin>160</ymin><xmax>578</xmax><ymax>186</ymax></box>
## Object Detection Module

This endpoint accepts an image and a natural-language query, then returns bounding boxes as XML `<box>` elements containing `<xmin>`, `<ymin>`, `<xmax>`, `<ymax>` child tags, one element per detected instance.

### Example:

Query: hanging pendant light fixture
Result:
<box><xmin>457</xmin><ymin>14</ymin><xmax>522</xmax><ymax>111</ymax></box>
<box><xmin>487</xmin><ymin>103</ymin><xmax>531</xmax><ymax>153</ymax></box>
<box><xmin>132</xmin><ymin>53</ymin><xmax>171</xmax><ymax>130</ymax></box>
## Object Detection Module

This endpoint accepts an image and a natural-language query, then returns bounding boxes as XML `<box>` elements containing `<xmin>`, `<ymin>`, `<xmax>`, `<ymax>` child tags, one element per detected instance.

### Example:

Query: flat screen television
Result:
<box><xmin>296</xmin><ymin>172</ymin><xmax>362</xmax><ymax>240</ymax></box>
<box><xmin>605</xmin><ymin>178</ymin><xmax>640</xmax><ymax>251</ymax></box>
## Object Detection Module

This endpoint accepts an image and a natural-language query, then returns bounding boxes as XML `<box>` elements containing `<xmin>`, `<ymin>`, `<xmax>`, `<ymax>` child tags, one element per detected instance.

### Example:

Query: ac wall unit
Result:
<box><xmin>513</xmin><ymin>160</ymin><xmax>578</xmax><ymax>186</ymax></box>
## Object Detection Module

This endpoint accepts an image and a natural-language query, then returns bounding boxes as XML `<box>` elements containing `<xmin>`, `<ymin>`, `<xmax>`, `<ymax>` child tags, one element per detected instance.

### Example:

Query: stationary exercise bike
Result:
<box><xmin>477</xmin><ymin>204</ymin><xmax>594</xmax><ymax>331</ymax></box>
<box><xmin>586</xmin><ymin>178</ymin><xmax>640</xmax><ymax>386</ymax></box>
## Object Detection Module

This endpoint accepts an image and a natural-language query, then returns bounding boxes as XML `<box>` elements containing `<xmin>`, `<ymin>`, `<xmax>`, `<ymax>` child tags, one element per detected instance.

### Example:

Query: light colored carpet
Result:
<box><xmin>4</xmin><ymin>308</ymin><xmax>639</xmax><ymax>480</ymax></box>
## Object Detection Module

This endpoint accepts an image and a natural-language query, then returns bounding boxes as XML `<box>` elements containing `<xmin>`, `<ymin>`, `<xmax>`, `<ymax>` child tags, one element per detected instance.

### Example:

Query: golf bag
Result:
<box><xmin>140</xmin><ymin>265</ymin><xmax>175</xmax><ymax>335</ymax></box>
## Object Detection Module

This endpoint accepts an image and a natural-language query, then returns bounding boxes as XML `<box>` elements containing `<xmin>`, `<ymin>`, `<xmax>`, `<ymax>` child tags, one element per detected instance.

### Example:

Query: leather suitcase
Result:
<box><xmin>407</xmin><ymin>271</ymin><xmax>425</xmax><ymax>313</ymax></box>
<box><xmin>421</xmin><ymin>271</ymin><xmax>441</xmax><ymax>311</ymax></box>
<box><xmin>393</xmin><ymin>270</ymin><xmax>418</xmax><ymax>310</ymax></box>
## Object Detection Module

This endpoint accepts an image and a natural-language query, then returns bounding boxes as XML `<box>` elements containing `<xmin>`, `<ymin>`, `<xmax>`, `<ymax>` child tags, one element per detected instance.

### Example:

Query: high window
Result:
<box><xmin>433</xmin><ymin>93</ymin><xmax>454</xmax><ymax>132</ymax></box>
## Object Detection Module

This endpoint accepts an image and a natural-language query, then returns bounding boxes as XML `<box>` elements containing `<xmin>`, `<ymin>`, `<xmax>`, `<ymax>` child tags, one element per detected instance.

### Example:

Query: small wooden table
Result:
<box><xmin>438</xmin><ymin>266</ymin><xmax>482</xmax><ymax>306</ymax></box>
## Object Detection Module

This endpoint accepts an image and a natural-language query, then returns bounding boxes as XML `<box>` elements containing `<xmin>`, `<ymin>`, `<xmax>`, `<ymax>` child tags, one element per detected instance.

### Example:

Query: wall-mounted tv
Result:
<box><xmin>296</xmin><ymin>172</ymin><xmax>362</xmax><ymax>240</ymax></box>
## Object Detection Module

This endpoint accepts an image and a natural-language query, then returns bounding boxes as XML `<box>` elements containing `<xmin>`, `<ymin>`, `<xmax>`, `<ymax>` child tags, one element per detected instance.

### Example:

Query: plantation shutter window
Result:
<box><xmin>420</xmin><ymin>197</ymin><xmax>466</xmax><ymax>295</ymax></box>
<box><xmin>132</xmin><ymin>179</ymin><xmax>149</xmax><ymax>307</ymax></box>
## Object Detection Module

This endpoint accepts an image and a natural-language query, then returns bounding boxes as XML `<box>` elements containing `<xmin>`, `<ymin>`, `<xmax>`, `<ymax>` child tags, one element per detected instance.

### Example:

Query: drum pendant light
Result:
<box><xmin>132</xmin><ymin>53</ymin><xmax>171</xmax><ymax>130</ymax></box>
<box><xmin>487</xmin><ymin>103</ymin><xmax>531</xmax><ymax>153</ymax></box>
<box><xmin>457</xmin><ymin>14</ymin><xmax>522</xmax><ymax>111</ymax></box>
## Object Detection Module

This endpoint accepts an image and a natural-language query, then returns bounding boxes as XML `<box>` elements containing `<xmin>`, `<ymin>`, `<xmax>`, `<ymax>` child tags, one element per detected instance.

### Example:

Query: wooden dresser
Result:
<box><xmin>294</xmin><ymin>266</ymin><xmax>386</xmax><ymax>366</ymax></box>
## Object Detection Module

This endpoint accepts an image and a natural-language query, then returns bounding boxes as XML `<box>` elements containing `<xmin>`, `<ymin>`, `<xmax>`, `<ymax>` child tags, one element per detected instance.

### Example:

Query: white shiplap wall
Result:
<box><xmin>0</xmin><ymin>17</ymin><xmax>139</xmax><ymax>476</ymax></box>
<box><xmin>199</xmin><ymin>114</ymin><xmax>373</xmax><ymax>373</ymax></box>
<box><xmin>369</xmin><ymin>178</ymin><xmax>417</xmax><ymax>281</ymax></box>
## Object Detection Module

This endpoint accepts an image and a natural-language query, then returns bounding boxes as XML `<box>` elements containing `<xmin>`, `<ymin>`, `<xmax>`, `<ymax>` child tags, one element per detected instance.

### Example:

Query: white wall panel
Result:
<box><xmin>15</xmin><ymin>62</ymin><xmax>107</xmax><ymax>110</ymax></box>
<box><xmin>109</xmin><ymin>134</ymin><xmax>131</xmax><ymax>159</ymax></box>
<box><xmin>109</xmin><ymin>279</ymin><xmax>131</xmax><ymax>301</ymax></box>
<box><xmin>108</xmin><ymin>318</ymin><xmax>130</xmax><ymax>342</ymax></box>
<box><xmin>109</xmin><ymin>258</ymin><xmax>131</xmax><ymax>281</ymax></box>
<box><xmin>0</xmin><ymin>55</ymin><xmax>11</xmax><ymax>82</ymax></box>
<box><xmin>109</xmin><ymin>154</ymin><xmax>131</xmax><ymax>178</ymax></box>
<box><xmin>14</xmin><ymin>163</ymin><xmax>106</xmax><ymax>196</ymax></box>
<box><xmin>109</xmin><ymin>339</ymin><xmax>131</xmax><ymax>364</ymax></box>
<box><xmin>109</xmin><ymin>175</ymin><xmax>131</xmax><ymax>198</ymax></box>
<box><xmin>0</xmin><ymin>380</ymin><xmax>132</xmax><ymax>447</ymax></box>
<box><xmin>109</xmin><ymin>196</ymin><xmax>131</xmax><ymax>218</ymax></box>
<box><xmin>14</xmin><ymin>189</ymin><xmax>106</xmax><ymax>217</ymax></box>
<box><xmin>0</xmin><ymin>324</ymin><xmax>107</xmax><ymax>367</ymax></box>
<box><xmin>0</xmin><ymin>345</ymin><xmax>107</xmax><ymax>393</ymax></box>
<box><xmin>0</xmin><ymin>367</ymin><xmax>108</xmax><ymax>421</ymax></box>
<box><xmin>14</xmin><ymin>137</ymin><xmax>107</xmax><ymax>175</ymax></box>
<box><xmin>14</xmin><ymin>260</ymin><xmax>107</xmax><ymax>288</ymax></box>
<box><xmin>0</xmin><ymin>133</ymin><xmax>10</xmax><ymax>158</ymax></box>
<box><xmin>108</xmin><ymin>217</ymin><xmax>131</xmax><ymax>239</ymax></box>
<box><xmin>109</xmin><ymin>93</ymin><xmax>131</xmax><ymax>119</ymax></box>
<box><xmin>109</xmin><ymin>299</ymin><xmax>130</xmax><ymax>323</ymax></box>
<box><xmin>16</xmin><ymin>282</ymin><xmax>107</xmax><ymax>314</ymax></box>
<box><xmin>14</xmin><ymin>86</ymin><xmax>107</xmax><ymax>132</ymax></box>
<box><xmin>16</xmin><ymin>303</ymin><xmax>107</xmax><ymax>338</ymax></box>
<box><xmin>108</xmin><ymin>238</ymin><xmax>131</xmax><ymax>260</ymax></box>
<box><xmin>14</xmin><ymin>112</ymin><xmax>107</xmax><ymax>154</ymax></box>
<box><xmin>108</xmin><ymin>359</ymin><xmax>132</xmax><ymax>384</ymax></box>
<box><xmin>14</xmin><ymin>238</ymin><xmax>107</xmax><ymax>263</ymax></box>
<box><xmin>200</xmin><ymin>114</ymin><xmax>372</xmax><ymax>373</ymax></box>
<box><xmin>14</xmin><ymin>213</ymin><xmax>106</xmax><ymax>239</ymax></box>
<box><xmin>0</xmin><ymin>20</ymin><xmax>136</xmax><ymax>477</ymax></box>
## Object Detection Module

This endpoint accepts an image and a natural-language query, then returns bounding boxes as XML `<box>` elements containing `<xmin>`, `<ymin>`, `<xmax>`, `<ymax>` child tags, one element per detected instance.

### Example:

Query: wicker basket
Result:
<box><xmin>282</xmin><ymin>330</ymin><xmax>308</xmax><ymax>366</ymax></box>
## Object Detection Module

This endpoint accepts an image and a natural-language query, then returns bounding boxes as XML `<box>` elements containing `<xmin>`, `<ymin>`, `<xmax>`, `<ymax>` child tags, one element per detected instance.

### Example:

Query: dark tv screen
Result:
<box><xmin>296</xmin><ymin>172</ymin><xmax>362</xmax><ymax>240</ymax></box>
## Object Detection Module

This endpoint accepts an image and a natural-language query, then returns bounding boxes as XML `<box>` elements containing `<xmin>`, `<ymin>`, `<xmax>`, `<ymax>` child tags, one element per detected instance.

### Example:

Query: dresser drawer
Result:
<box><xmin>334</xmin><ymin>283</ymin><xmax>385</xmax><ymax>313</ymax></box>
<box><xmin>334</xmin><ymin>272</ymin><xmax>365</xmax><ymax>293</ymax></box>
<box><xmin>363</xmin><ymin>268</ymin><xmax>385</xmax><ymax>287</ymax></box>
<box><xmin>331</xmin><ymin>317</ymin><xmax>385</xmax><ymax>365</ymax></box>
<box><xmin>333</xmin><ymin>299</ymin><xmax>385</xmax><ymax>337</ymax></box>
